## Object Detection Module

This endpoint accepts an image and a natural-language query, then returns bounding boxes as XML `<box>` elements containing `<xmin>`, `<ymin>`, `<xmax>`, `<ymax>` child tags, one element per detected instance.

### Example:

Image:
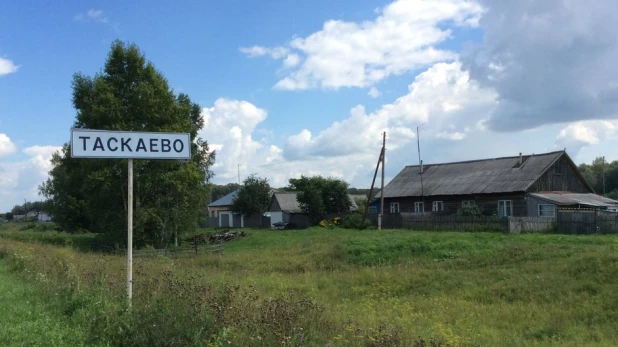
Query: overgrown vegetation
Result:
<box><xmin>2</xmin><ymin>224</ymin><xmax>618</xmax><ymax>346</ymax></box>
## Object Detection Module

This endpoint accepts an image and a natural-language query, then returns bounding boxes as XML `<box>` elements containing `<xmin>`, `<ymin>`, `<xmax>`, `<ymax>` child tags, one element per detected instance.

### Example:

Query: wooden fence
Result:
<box><xmin>392</xmin><ymin>213</ymin><xmax>508</xmax><ymax>232</ymax></box>
<box><xmin>557</xmin><ymin>208</ymin><xmax>618</xmax><ymax>234</ymax></box>
<box><xmin>369</xmin><ymin>210</ymin><xmax>618</xmax><ymax>234</ymax></box>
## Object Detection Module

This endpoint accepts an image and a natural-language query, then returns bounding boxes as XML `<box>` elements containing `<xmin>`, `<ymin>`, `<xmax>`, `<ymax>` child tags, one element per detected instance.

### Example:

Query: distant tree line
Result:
<box><xmin>579</xmin><ymin>157</ymin><xmax>618</xmax><ymax>199</ymax></box>
<box><xmin>1</xmin><ymin>200</ymin><xmax>47</xmax><ymax>221</ymax></box>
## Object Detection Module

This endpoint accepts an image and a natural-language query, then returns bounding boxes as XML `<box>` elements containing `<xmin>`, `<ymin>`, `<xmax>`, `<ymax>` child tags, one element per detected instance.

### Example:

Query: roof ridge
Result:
<box><xmin>403</xmin><ymin>150</ymin><xmax>564</xmax><ymax>168</ymax></box>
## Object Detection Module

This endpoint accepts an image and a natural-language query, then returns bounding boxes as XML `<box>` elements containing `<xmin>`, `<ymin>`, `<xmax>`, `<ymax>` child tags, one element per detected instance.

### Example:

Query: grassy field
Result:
<box><xmin>1</xmin><ymin>223</ymin><xmax>618</xmax><ymax>346</ymax></box>
<box><xmin>0</xmin><ymin>259</ymin><xmax>102</xmax><ymax>346</ymax></box>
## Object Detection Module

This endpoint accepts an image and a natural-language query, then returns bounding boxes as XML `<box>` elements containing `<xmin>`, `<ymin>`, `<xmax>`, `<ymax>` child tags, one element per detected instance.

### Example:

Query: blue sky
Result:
<box><xmin>2</xmin><ymin>0</ymin><xmax>618</xmax><ymax>212</ymax></box>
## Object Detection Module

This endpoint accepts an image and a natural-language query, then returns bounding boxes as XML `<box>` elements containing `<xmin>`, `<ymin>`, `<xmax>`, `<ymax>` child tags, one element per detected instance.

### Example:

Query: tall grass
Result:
<box><xmin>1</xmin><ymin>225</ymin><xmax>618</xmax><ymax>346</ymax></box>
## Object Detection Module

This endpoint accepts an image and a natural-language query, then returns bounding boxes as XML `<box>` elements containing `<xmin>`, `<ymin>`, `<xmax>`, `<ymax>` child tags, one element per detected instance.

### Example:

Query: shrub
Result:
<box><xmin>456</xmin><ymin>205</ymin><xmax>483</xmax><ymax>217</ymax></box>
<box><xmin>342</xmin><ymin>214</ymin><xmax>373</xmax><ymax>229</ymax></box>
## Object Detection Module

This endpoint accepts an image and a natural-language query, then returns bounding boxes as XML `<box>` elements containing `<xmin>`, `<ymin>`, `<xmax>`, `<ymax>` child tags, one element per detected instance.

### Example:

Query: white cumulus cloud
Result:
<box><xmin>242</xmin><ymin>0</ymin><xmax>484</xmax><ymax>90</ymax></box>
<box><xmin>0</xmin><ymin>144</ymin><xmax>62</xmax><ymax>212</ymax></box>
<box><xmin>368</xmin><ymin>87</ymin><xmax>382</xmax><ymax>98</ymax></box>
<box><xmin>555</xmin><ymin>120</ymin><xmax>618</xmax><ymax>154</ymax></box>
<box><xmin>0</xmin><ymin>57</ymin><xmax>19</xmax><ymax>76</ymax></box>
<box><xmin>0</xmin><ymin>134</ymin><xmax>17</xmax><ymax>157</ymax></box>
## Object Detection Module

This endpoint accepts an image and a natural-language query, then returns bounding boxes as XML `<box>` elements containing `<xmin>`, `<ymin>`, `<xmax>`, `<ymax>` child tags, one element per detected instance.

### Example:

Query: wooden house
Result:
<box><xmin>378</xmin><ymin>150</ymin><xmax>617</xmax><ymax>217</ymax></box>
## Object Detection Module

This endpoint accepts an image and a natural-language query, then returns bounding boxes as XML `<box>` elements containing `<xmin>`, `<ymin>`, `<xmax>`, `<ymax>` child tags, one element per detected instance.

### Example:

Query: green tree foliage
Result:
<box><xmin>578</xmin><ymin>157</ymin><xmax>618</xmax><ymax>197</ymax></box>
<box><xmin>288</xmin><ymin>176</ymin><xmax>351</xmax><ymax>224</ymax></box>
<box><xmin>231</xmin><ymin>174</ymin><xmax>271</xmax><ymax>216</ymax></box>
<box><xmin>40</xmin><ymin>41</ymin><xmax>215</xmax><ymax>247</ymax></box>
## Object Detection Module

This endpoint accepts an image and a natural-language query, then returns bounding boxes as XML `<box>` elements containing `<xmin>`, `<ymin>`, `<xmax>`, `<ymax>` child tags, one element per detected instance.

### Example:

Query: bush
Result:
<box><xmin>342</xmin><ymin>214</ymin><xmax>373</xmax><ymax>229</ymax></box>
<box><xmin>456</xmin><ymin>205</ymin><xmax>483</xmax><ymax>217</ymax></box>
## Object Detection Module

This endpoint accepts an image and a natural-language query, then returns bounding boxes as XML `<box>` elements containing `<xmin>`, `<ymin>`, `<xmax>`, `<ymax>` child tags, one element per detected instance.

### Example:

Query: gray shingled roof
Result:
<box><xmin>380</xmin><ymin>151</ymin><xmax>568</xmax><ymax>198</ymax></box>
<box><xmin>273</xmin><ymin>192</ymin><xmax>363</xmax><ymax>213</ymax></box>
<box><xmin>273</xmin><ymin>192</ymin><xmax>303</xmax><ymax>213</ymax></box>
<box><xmin>208</xmin><ymin>190</ymin><xmax>239</xmax><ymax>207</ymax></box>
<box><xmin>530</xmin><ymin>192</ymin><xmax>618</xmax><ymax>207</ymax></box>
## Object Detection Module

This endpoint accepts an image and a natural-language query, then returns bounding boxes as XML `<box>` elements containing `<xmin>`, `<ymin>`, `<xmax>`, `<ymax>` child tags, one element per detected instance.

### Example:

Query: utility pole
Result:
<box><xmin>603</xmin><ymin>156</ymin><xmax>606</xmax><ymax>195</ymax></box>
<box><xmin>417</xmin><ymin>126</ymin><xmax>424</xmax><ymax>213</ymax></box>
<box><xmin>362</xmin><ymin>141</ymin><xmax>384</xmax><ymax>230</ymax></box>
<box><xmin>379</xmin><ymin>132</ymin><xmax>386</xmax><ymax>230</ymax></box>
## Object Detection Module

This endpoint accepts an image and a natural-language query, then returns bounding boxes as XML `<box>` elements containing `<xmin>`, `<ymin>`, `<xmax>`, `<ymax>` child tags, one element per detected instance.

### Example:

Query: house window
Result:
<box><xmin>390</xmin><ymin>202</ymin><xmax>400</xmax><ymax>213</ymax></box>
<box><xmin>432</xmin><ymin>201</ymin><xmax>443</xmax><ymax>212</ymax></box>
<box><xmin>538</xmin><ymin>204</ymin><xmax>556</xmax><ymax>217</ymax></box>
<box><xmin>462</xmin><ymin>200</ymin><xmax>475</xmax><ymax>207</ymax></box>
<box><xmin>498</xmin><ymin>200</ymin><xmax>513</xmax><ymax>217</ymax></box>
<box><xmin>414</xmin><ymin>202</ymin><xmax>425</xmax><ymax>213</ymax></box>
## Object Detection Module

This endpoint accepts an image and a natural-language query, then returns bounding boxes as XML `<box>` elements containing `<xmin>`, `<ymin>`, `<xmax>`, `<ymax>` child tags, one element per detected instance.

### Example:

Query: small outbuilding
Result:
<box><xmin>527</xmin><ymin>192</ymin><xmax>618</xmax><ymax>217</ymax></box>
<box><xmin>207</xmin><ymin>190</ymin><xmax>243</xmax><ymax>228</ymax></box>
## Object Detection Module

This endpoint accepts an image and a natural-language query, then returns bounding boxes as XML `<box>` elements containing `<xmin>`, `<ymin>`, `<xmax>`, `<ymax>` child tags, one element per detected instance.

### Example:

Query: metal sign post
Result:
<box><xmin>70</xmin><ymin>129</ymin><xmax>191</xmax><ymax>305</ymax></box>
<box><xmin>127</xmin><ymin>158</ymin><xmax>133</xmax><ymax>305</ymax></box>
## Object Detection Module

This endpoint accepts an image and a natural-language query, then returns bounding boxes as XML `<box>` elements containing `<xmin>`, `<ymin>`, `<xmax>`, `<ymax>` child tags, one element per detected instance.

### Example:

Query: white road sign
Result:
<box><xmin>71</xmin><ymin>129</ymin><xmax>191</xmax><ymax>159</ymax></box>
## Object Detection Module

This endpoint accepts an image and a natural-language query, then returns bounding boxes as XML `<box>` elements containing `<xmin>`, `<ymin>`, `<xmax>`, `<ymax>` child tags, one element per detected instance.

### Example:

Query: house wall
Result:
<box><xmin>384</xmin><ymin>193</ymin><xmax>528</xmax><ymax>217</ymax></box>
<box><xmin>270</xmin><ymin>212</ymin><xmax>284</xmax><ymax>225</ymax></box>
<box><xmin>37</xmin><ymin>213</ymin><xmax>52</xmax><ymax>222</ymax></box>
<box><xmin>208</xmin><ymin>206</ymin><xmax>230</xmax><ymax>218</ymax></box>
<box><xmin>269</xmin><ymin>198</ymin><xmax>282</xmax><ymax>212</ymax></box>
<box><xmin>526</xmin><ymin>195</ymin><xmax>556</xmax><ymax>217</ymax></box>
<box><xmin>528</xmin><ymin>155</ymin><xmax>592</xmax><ymax>193</ymax></box>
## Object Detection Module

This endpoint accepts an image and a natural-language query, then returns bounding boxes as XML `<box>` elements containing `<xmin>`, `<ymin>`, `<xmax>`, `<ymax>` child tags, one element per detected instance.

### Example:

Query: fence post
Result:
<box><xmin>595</xmin><ymin>208</ymin><xmax>598</xmax><ymax>234</ymax></box>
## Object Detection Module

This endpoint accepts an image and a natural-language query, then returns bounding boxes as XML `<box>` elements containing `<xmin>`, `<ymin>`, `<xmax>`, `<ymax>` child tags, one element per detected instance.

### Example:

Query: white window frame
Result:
<box><xmin>538</xmin><ymin>204</ymin><xmax>556</xmax><ymax>218</ymax></box>
<box><xmin>498</xmin><ymin>200</ymin><xmax>513</xmax><ymax>217</ymax></box>
<box><xmin>432</xmin><ymin>201</ymin><xmax>444</xmax><ymax>212</ymax></box>
<box><xmin>462</xmin><ymin>200</ymin><xmax>475</xmax><ymax>208</ymax></box>
<box><xmin>390</xmin><ymin>202</ymin><xmax>400</xmax><ymax>213</ymax></box>
<box><xmin>414</xmin><ymin>202</ymin><xmax>425</xmax><ymax>213</ymax></box>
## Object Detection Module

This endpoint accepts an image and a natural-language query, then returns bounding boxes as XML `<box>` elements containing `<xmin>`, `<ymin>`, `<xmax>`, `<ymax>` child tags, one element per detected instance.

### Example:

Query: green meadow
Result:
<box><xmin>1</xmin><ymin>223</ymin><xmax>618</xmax><ymax>346</ymax></box>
